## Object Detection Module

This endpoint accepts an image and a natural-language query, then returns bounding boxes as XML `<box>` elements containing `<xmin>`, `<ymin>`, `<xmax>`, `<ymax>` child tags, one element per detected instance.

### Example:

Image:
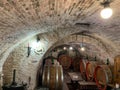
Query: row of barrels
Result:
<box><xmin>43</xmin><ymin>55</ymin><xmax>113</xmax><ymax>90</ymax></box>
<box><xmin>44</xmin><ymin>55</ymin><xmax>80</xmax><ymax>71</ymax></box>
<box><xmin>80</xmin><ymin>60</ymin><xmax>113</xmax><ymax>90</ymax></box>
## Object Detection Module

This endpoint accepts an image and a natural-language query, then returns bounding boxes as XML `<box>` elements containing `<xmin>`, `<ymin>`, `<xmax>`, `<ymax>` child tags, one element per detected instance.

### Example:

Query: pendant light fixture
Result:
<box><xmin>100</xmin><ymin>0</ymin><xmax>113</xmax><ymax>19</ymax></box>
<box><xmin>80</xmin><ymin>32</ymin><xmax>85</xmax><ymax>51</ymax></box>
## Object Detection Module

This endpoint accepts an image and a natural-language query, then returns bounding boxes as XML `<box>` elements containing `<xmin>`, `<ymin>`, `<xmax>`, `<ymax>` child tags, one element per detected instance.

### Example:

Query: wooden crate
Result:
<box><xmin>114</xmin><ymin>55</ymin><xmax>120</xmax><ymax>84</ymax></box>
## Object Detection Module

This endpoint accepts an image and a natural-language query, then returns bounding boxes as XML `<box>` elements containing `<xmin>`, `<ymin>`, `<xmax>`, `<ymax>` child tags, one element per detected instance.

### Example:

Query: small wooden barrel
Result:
<box><xmin>58</xmin><ymin>55</ymin><xmax>71</xmax><ymax>69</ymax></box>
<box><xmin>80</xmin><ymin>59</ymin><xmax>88</xmax><ymax>81</ymax></box>
<box><xmin>94</xmin><ymin>65</ymin><xmax>112</xmax><ymax>90</ymax></box>
<box><xmin>42</xmin><ymin>65</ymin><xmax>63</xmax><ymax>90</ymax></box>
<box><xmin>45</xmin><ymin>59</ymin><xmax>59</xmax><ymax>65</ymax></box>
<box><xmin>72</xmin><ymin>57</ymin><xmax>81</xmax><ymax>72</ymax></box>
<box><xmin>86</xmin><ymin>61</ymin><xmax>98</xmax><ymax>81</ymax></box>
<box><xmin>44</xmin><ymin>56</ymin><xmax>59</xmax><ymax>65</ymax></box>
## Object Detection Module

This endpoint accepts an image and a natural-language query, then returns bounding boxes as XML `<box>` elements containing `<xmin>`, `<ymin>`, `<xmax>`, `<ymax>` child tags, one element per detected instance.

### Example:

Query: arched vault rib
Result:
<box><xmin>44</xmin><ymin>31</ymin><xmax>117</xmax><ymax>64</ymax></box>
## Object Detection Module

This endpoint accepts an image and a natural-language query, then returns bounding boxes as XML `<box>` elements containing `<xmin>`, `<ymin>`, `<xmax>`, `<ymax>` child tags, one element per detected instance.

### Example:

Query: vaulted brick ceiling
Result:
<box><xmin>0</xmin><ymin>0</ymin><xmax>120</xmax><ymax>63</ymax></box>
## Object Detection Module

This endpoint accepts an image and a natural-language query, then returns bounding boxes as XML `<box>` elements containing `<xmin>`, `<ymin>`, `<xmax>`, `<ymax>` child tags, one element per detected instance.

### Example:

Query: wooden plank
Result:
<box><xmin>78</xmin><ymin>81</ymin><xmax>98</xmax><ymax>90</ymax></box>
<box><xmin>78</xmin><ymin>81</ymin><xmax>96</xmax><ymax>85</ymax></box>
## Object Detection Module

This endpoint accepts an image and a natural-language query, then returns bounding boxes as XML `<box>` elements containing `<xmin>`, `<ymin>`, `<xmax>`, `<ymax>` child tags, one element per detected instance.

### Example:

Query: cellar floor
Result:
<box><xmin>63</xmin><ymin>70</ymin><xmax>99</xmax><ymax>90</ymax></box>
<box><xmin>63</xmin><ymin>70</ymin><xmax>80</xmax><ymax>90</ymax></box>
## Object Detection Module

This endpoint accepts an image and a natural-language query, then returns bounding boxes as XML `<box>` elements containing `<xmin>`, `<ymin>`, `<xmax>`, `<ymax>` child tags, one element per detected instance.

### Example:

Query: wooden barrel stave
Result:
<box><xmin>42</xmin><ymin>66</ymin><xmax>49</xmax><ymax>86</ymax></box>
<box><xmin>80</xmin><ymin>60</ymin><xmax>88</xmax><ymax>81</ymax></box>
<box><xmin>42</xmin><ymin>65</ymin><xmax>63</xmax><ymax>90</ymax></box>
<box><xmin>94</xmin><ymin>65</ymin><xmax>112</xmax><ymax>90</ymax></box>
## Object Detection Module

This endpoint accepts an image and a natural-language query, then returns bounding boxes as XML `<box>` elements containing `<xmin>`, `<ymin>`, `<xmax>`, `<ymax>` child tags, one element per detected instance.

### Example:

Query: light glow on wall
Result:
<box><xmin>31</xmin><ymin>41</ymin><xmax>40</xmax><ymax>50</ymax></box>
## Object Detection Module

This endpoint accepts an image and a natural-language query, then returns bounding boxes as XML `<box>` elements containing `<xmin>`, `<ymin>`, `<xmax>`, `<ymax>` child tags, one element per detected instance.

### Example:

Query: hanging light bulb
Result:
<box><xmin>80</xmin><ymin>47</ymin><xmax>85</xmax><ymax>51</ymax></box>
<box><xmin>63</xmin><ymin>47</ymin><xmax>67</xmax><ymax>50</ymax></box>
<box><xmin>101</xmin><ymin>7</ymin><xmax>113</xmax><ymax>19</ymax></box>
<box><xmin>80</xmin><ymin>32</ymin><xmax>85</xmax><ymax>52</ymax></box>
<box><xmin>69</xmin><ymin>46</ymin><xmax>73</xmax><ymax>50</ymax></box>
<box><xmin>100</xmin><ymin>0</ymin><xmax>113</xmax><ymax>19</ymax></box>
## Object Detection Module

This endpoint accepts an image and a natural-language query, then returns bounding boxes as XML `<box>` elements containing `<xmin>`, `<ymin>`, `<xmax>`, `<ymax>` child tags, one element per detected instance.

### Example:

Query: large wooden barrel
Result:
<box><xmin>94</xmin><ymin>65</ymin><xmax>112</xmax><ymax>90</ymax></box>
<box><xmin>42</xmin><ymin>65</ymin><xmax>63</xmax><ymax>90</ymax></box>
<box><xmin>72</xmin><ymin>57</ymin><xmax>81</xmax><ymax>72</ymax></box>
<box><xmin>86</xmin><ymin>61</ymin><xmax>98</xmax><ymax>81</ymax></box>
<box><xmin>58</xmin><ymin>55</ymin><xmax>71</xmax><ymax>69</ymax></box>
<box><xmin>79</xmin><ymin>59</ymin><xmax>88</xmax><ymax>81</ymax></box>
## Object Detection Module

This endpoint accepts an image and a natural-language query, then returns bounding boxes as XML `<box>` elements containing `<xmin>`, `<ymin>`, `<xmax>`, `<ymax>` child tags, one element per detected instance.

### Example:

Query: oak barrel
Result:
<box><xmin>58</xmin><ymin>55</ymin><xmax>71</xmax><ymax>69</ymax></box>
<box><xmin>44</xmin><ymin>56</ymin><xmax>59</xmax><ymax>65</ymax></box>
<box><xmin>86</xmin><ymin>61</ymin><xmax>98</xmax><ymax>81</ymax></box>
<box><xmin>94</xmin><ymin>65</ymin><xmax>112</xmax><ymax>90</ymax></box>
<box><xmin>45</xmin><ymin>59</ymin><xmax>59</xmax><ymax>65</ymax></box>
<box><xmin>42</xmin><ymin>65</ymin><xmax>63</xmax><ymax>90</ymax></box>
<box><xmin>79</xmin><ymin>59</ymin><xmax>88</xmax><ymax>81</ymax></box>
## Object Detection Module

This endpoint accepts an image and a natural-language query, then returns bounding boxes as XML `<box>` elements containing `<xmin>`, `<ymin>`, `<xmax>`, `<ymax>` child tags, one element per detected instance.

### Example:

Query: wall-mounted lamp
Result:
<box><xmin>27</xmin><ymin>35</ymin><xmax>41</xmax><ymax>57</ymax></box>
<box><xmin>100</xmin><ymin>0</ymin><xmax>113</xmax><ymax>19</ymax></box>
<box><xmin>27</xmin><ymin>43</ymin><xmax>31</xmax><ymax>57</ymax></box>
<box><xmin>37</xmin><ymin>35</ymin><xmax>40</xmax><ymax>42</ymax></box>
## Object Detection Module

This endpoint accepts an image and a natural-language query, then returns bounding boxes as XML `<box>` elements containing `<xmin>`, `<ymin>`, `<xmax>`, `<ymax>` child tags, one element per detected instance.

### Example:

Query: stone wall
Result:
<box><xmin>2</xmin><ymin>36</ymin><xmax>48</xmax><ymax>90</ymax></box>
<box><xmin>1</xmin><ymin>31</ymin><xmax>118</xmax><ymax>90</ymax></box>
<box><xmin>2</xmin><ymin>31</ymin><xmax>60</xmax><ymax>90</ymax></box>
